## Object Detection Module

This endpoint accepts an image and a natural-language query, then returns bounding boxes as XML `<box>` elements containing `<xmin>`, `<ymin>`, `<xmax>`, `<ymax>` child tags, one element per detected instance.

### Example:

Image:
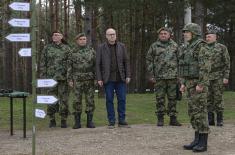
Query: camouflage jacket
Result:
<box><xmin>40</xmin><ymin>42</ymin><xmax>70</xmax><ymax>80</ymax></box>
<box><xmin>178</xmin><ymin>39</ymin><xmax>211</xmax><ymax>86</ymax></box>
<box><xmin>68</xmin><ymin>46</ymin><xmax>96</xmax><ymax>81</ymax></box>
<box><xmin>146</xmin><ymin>39</ymin><xmax>178</xmax><ymax>80</ymax></box>
<box><xmin>207</xmin><ymin>42</ymin><xmax>230</xmax><ymax>80</ymax></box>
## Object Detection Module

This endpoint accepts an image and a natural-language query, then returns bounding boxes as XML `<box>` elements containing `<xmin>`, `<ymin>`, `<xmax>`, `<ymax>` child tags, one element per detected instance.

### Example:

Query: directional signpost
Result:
<box><xmin>37</xmin><ymin>95</ymin><xmax>58</xmax><ymax>104</ymax></box>
<box><xmin>7</xmin><ymin>1</ymin><xmax>35</xmax><ymax>154</ymax></box>
<box><xmin>9</xmin><ymin>2</ymin><xmax>30</xmax><ymax>11</ymax></box>
<box><xmin>35</xmin><ymin>109</ymin><xmax>46</xmax><ymax>119</ymax></box>
<box><xmin>7</xmin><ymin>1</ymin><xmax>58</xmax><ymax>154</ymax></box>
<box><xmin>5</xmin><ymin>33</ymin><xmax>30</xmax><ymax>42</ymax></box>
<box><xmin>37</xmin><ymin>79</ymin><xmax>58</xmax><ymax>88</ymax></box>
<box><xmin>30</xmin><ymin>1</ymin><xmax>37</xmax><ymax>154</ymax></box>
<box><xmin>8</xmin><ymin>18</ymin><xmax>30</xmax><ymax>27</ymax></box>
<box><xmin>18</xmin><ymin>48</ymin><xmax>31</xmax><ymax>57</ymax></box>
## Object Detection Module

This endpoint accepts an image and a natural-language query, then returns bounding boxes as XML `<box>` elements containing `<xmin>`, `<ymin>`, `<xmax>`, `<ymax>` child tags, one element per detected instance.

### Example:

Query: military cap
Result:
<box><xmin>157</xmin><ymin>27</ymin><xmax>172</xmax><ymax>34</ymax></box>
<box><xmin>205</xmin><ymin>29</ymin><xmax>218</xmax><ymax>35</ymax></box>
<box><xmin>75</xmin><ymin>33</ymin><xmax>86</xmax><ymax>40</ymax></box>
<box><xmin>183</xmin><ymin>23</ymin><xmax>202</xmax><ymax>36</ymax></box>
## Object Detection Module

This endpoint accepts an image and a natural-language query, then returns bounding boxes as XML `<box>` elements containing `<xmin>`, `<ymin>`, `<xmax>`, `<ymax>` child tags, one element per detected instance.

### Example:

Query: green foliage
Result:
<box><xmin>1</xmin><ymin>0</ymin><xmax>235</xmax><ymax>94</ymax></box>
<box><xmin>0</xmin><ymin>92</ymin><xmax>235</xmax><ymax>130</ymax></box>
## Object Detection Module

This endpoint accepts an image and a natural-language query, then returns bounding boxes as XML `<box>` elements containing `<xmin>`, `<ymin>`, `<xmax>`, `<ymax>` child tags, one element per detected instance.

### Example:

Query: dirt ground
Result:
<box><xmin>0</xmin><ymin>123</ymin><xmax>235</xmax><ymax>155</ymax></box>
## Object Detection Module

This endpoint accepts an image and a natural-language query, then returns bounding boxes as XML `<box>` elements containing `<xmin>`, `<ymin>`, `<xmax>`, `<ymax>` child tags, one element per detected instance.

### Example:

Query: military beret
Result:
<box><xmin>157</xmin><ymin>27</ymin><xmax>172</xmax><ymax>34</ymax></box>
<box><xmin>205</xmin><ymin>29</ymin><xmax>218</xmax><ymax>35</ymax></box>
<box><xmin>75</xmin><ymin>33</ymin><xmax>86</xmax><ymax>40</ymax></box>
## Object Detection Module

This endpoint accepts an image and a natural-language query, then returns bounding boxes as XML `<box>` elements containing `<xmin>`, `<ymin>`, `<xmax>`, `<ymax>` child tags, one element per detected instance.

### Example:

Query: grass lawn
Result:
<box><xmin>0</xmin><ymin>91</ymin><xmax>235</xmax><ymax>130</ymax></box>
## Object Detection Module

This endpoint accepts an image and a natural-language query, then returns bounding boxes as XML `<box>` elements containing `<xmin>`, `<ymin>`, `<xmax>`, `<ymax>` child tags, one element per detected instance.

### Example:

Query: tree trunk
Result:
<box><xmin>67</xmin><ymin>0</ymin><xmax>70</xmax><ymax>36</ymax></box>
<box><xmin>74</xmin><ymin>0</ymin><xmax>82</xmax><ymax>34</ymax></box>
<box><xmin>184</xmin><ymin>0</ymin><xmax>192</xmax><ymax>25</ymax></box>
<box><xmin>193</xmin><ymin>0</ymin><xmax>206</xmax><ymax>35</ymax></box>
<box><xmin>139</xmin><ymin>0</ymin><xmax>147</xmax><ymax>93</ymax></box>
<box><xmin>84</xmin><ymin>0</ymin><xmax>93</xmax><ymax>46</ymax></box>
<box><xmin>49</xmin><ymin>0</ymin><xmax>55</xmax><ymax>32</ymax></box>
<box><xmin>55</xmin><ymin>0</ymin><xmax>59</xmax><ymax>30</ymax></box>
<box><xmin>64</xmin><ymin>0</ymin><xmax>68</xmax><ymax>39</ymax></box>
<box><xmin>92</xmin><ymin>6</ymin><xmax>98</xmax><ymax>49</ymax></box>
<box><xmin>0</xmin><ymin>2</ymin><xmax>4</xmax><ymax>88</ymax></box>
<box><xmin>2</xmin><ymin>0</ymin><xmax>13</xmax><ymax>89</ymax></box>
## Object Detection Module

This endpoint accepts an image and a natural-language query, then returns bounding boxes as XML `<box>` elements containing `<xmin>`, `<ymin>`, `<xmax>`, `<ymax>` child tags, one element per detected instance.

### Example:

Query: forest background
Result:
<box><xmin>1</xmin><ymin>0</ymin><xmax>235</xmax><ymax>93</ymax></box>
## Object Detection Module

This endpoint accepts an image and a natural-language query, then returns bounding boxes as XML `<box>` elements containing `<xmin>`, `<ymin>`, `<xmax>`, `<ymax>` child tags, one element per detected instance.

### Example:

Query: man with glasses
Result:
<box><xmin>96</xmin><ymin>28</ymin><xmax>131</xmax><ymax>129</ymax></box>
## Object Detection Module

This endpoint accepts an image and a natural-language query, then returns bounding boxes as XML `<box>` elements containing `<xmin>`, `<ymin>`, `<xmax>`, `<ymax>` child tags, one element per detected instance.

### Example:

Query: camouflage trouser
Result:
<box><xmin>207</xmin><ymin>79</ymin><xmax>224</xmax><ymax>113</ymax></box>
<box><xmin>47</xmin><ymin>80</ymin><xmax>69</xmax><ymax>120</ymax></box>
<box><xmin>186</xmin><ymin>79</ymin><xmax>209</xmax><ymax>133</ymax></box>
<box><xmin>73</xmin><ymin>80</ymin><xmax>95</xmax><ymax>115</ymax></box>
<box><xmin>154</xmin><ymin>79</ymin><xmax>178</xmax><ymax>116</ymax></box>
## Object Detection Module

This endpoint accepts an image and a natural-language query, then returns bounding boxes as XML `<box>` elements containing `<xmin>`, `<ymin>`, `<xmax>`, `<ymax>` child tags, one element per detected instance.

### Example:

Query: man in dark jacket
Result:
<box><xmin>96</xmin><ymin>28</ymin><xmax>131</xmax><ymax>128</ymax></box>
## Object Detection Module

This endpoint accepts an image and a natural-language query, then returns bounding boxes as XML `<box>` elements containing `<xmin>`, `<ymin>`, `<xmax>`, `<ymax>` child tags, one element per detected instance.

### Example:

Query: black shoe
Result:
<box><xmin>49</xmin><ymin>119</ymin><xmax>56</xmax><ymax>128</ymax></box>
<box><xmin>157</xmin><ymin>114</ymin><xmax>164</xmax><ymax>126</ymax></box>
<box><xmin>208</xmin><ymin>112</ymin><xmax>215</xmax><ymax>126</ymax></box>
<box><xmin>108</xmin><ymin>122</ymin><xmax>115</xmax><ymax>129</ymax></box>
<box><xmin>118</xmin><ymin>121</ymin><xmax>130</xmax><ymax>128</ymax></box>
<box><xmin>216</xmin><ymin>112</ymin><xmax>223</xmax><ymax>126</ymax></box>
<box><xmin>87</xmin><ymin>113</ymin><xmax>95</xmax><ymax>128</ymax></box>
<box><xmin>183</xmin><ymin>132</ymin><xmax>199</xmax><ymax>150</ymax></box>
<box><xmin>73</xmin><ymin>113</ymin><xmax>81</xmax><ymax>129</ymax></box>
<box><xmin>169</xmin><ymin>116</ymin><xmax>182</xmax><ymax>126</ymax></box>
<box><xmin>193</xmin><ymin>133</ymin><xmax>208</xmax><ymax>152</ymax></box>
<box><xmin>61</xmin><ymin>120</ymin><xmax>67</xmax><ymax>128</ymax></box>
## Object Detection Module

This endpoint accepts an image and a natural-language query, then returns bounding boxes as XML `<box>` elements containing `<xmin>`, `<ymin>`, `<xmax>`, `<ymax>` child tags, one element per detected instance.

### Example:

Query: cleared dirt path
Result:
<box><xmin>0</xmin><ymin>123</ymin><xmax>235</xmax><ymax>155</ymax></box>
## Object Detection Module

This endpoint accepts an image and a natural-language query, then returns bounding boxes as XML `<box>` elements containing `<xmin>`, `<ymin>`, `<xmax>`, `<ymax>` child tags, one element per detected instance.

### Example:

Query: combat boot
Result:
<box><xmin>169</xmin><ymin>116</ymin><xmax>182</xmax><ymax>126</ymax></box>
<box><xmin>61</xmin><ymin>120</ymin><xmax>67</xmax><ymax>128</ymax></box>
<box><xmin>183</xmin><ymin>131</ymin><xmax>199</xmax><ymax>150</ymax></box>
<box><xmin>216</xmin><ymin>112</ymin><xmax>223</xmax><ymax>126</ymax></box>
<box><xmin>157</xmin><ymin>114</ymin><xmax>164</xmax><ymax>126</ymax></box>
<box><xmin>208</xmin><ymin>112</ymin><xmax>215</xmax><ymax>126</ymax></box>
<box><xmin>193</xmin><ymin>133</ymin><xmax>208</xmax><ymax>152</ymax></box>
<box><xmin>49</xmin><ymin>119</ymin><xmax>56</xmax><ymax>128</ymax></box>
<box><xmin>87</xmin><ymin>113</ymin><xmax>95</xmax><ymax>128</ymax></box>
<box><xmin>73</xmin><ymin>113</ymin><xmax>81</xmax><ymax>129</ymax></box>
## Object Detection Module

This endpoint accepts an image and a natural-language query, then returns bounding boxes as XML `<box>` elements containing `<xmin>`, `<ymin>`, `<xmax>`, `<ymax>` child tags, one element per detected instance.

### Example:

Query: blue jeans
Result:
<box><xmin>104</xmin><ymin>81</ymin><xmax>127</xmax><ymax>124</ymax></box>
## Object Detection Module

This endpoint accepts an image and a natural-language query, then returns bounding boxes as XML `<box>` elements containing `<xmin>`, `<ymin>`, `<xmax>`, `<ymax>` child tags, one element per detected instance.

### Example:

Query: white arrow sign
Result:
<box><xmin>8</xmin><ymin>18</ymin><xmax>30</xmax><ymax>27</ymax></box>
<box><xmin>37</xmin><ymin>79</ymin><xmax>58</xmax><ymax>88</ymax></box>
<box><xmin>18</xmin><ymin>48</ymin><xmax>31</xmax><ymax>57</ymax></box>
<box><xmin>37</xmin><ymin>95</ymin><xmax>58</xmax><ymax>104</ymax></box>
<box><xmin>5</xmin><ymin>33</ymin><xmax>30</xmax><ymax>42</ymax></box>
<box><xmin>35</xmin><ymin>109</ymin><xmax>46</xmax><ymax>118</ymax></box>
<box><xmin>9</xmin><ymin>2</ymin><xmax>30</xmax><ymax>11</ymax></box>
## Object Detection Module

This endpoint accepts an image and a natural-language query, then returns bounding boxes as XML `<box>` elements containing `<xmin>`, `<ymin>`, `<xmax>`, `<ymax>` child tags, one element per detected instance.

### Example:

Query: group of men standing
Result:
<box><xmin>146</xmin><ymin>23</ymin><xmax>230</xmax><ymax>152</ymax></box>
<box><xmin>40</xmin><ymin>28</ymin><xmax>130</xmax><ymax>130</ymax></box>
<box><xmin>40</xmin><ymin>22</ymin><xmax>230</xmax><ymax>153</ymax></box>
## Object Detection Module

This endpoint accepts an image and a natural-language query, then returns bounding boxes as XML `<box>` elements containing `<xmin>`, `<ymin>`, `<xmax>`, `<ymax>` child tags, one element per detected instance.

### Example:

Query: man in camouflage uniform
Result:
<box><xmin>40</xmin><ymin>31</ymin><xmax>70</xmax><ymax>128</ymax></box>
<box><xmin>146</xmin><ymin>27</ymin><xmax>181</xmax><ymax>126</ymax></box>
<box><xmin>68</xmin><ymin>33</ymin><xmax>96</xmax><ymax>129</ymax></box>
<box><xmin>179</xmin><ymin>23</ymin><xmax>210</xmax><ymax>152</ymax></box>
<box><xmin>206</xmin><ymin>29</ymin><xmax>230</xmax><ymax>126</ymax></box>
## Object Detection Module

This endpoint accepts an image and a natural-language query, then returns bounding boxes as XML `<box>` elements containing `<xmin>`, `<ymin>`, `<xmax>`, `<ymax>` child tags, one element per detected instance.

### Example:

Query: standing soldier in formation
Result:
<box><xmin>40</xmin><ymin>31</ymin><xmax>70</xmax><ymax>128</ymax></box>
<box><xmin>205</xmin><ymin>29</ymin><xmax>230</xmax><ymax>126</ymax></box>
<box><xmin>146</xmin><ymin>27</ymin><xmax>181</xmax><ymax>126</ymax></box>
<box><xmin>179</xmin><ymin>23</ymin><xmax>210</xmax><ymax>152</ymax></box>
<box><xmin>68</xmin><ymin>33</ymin><xmax>96</xmax><ymax>129</ymax></box>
